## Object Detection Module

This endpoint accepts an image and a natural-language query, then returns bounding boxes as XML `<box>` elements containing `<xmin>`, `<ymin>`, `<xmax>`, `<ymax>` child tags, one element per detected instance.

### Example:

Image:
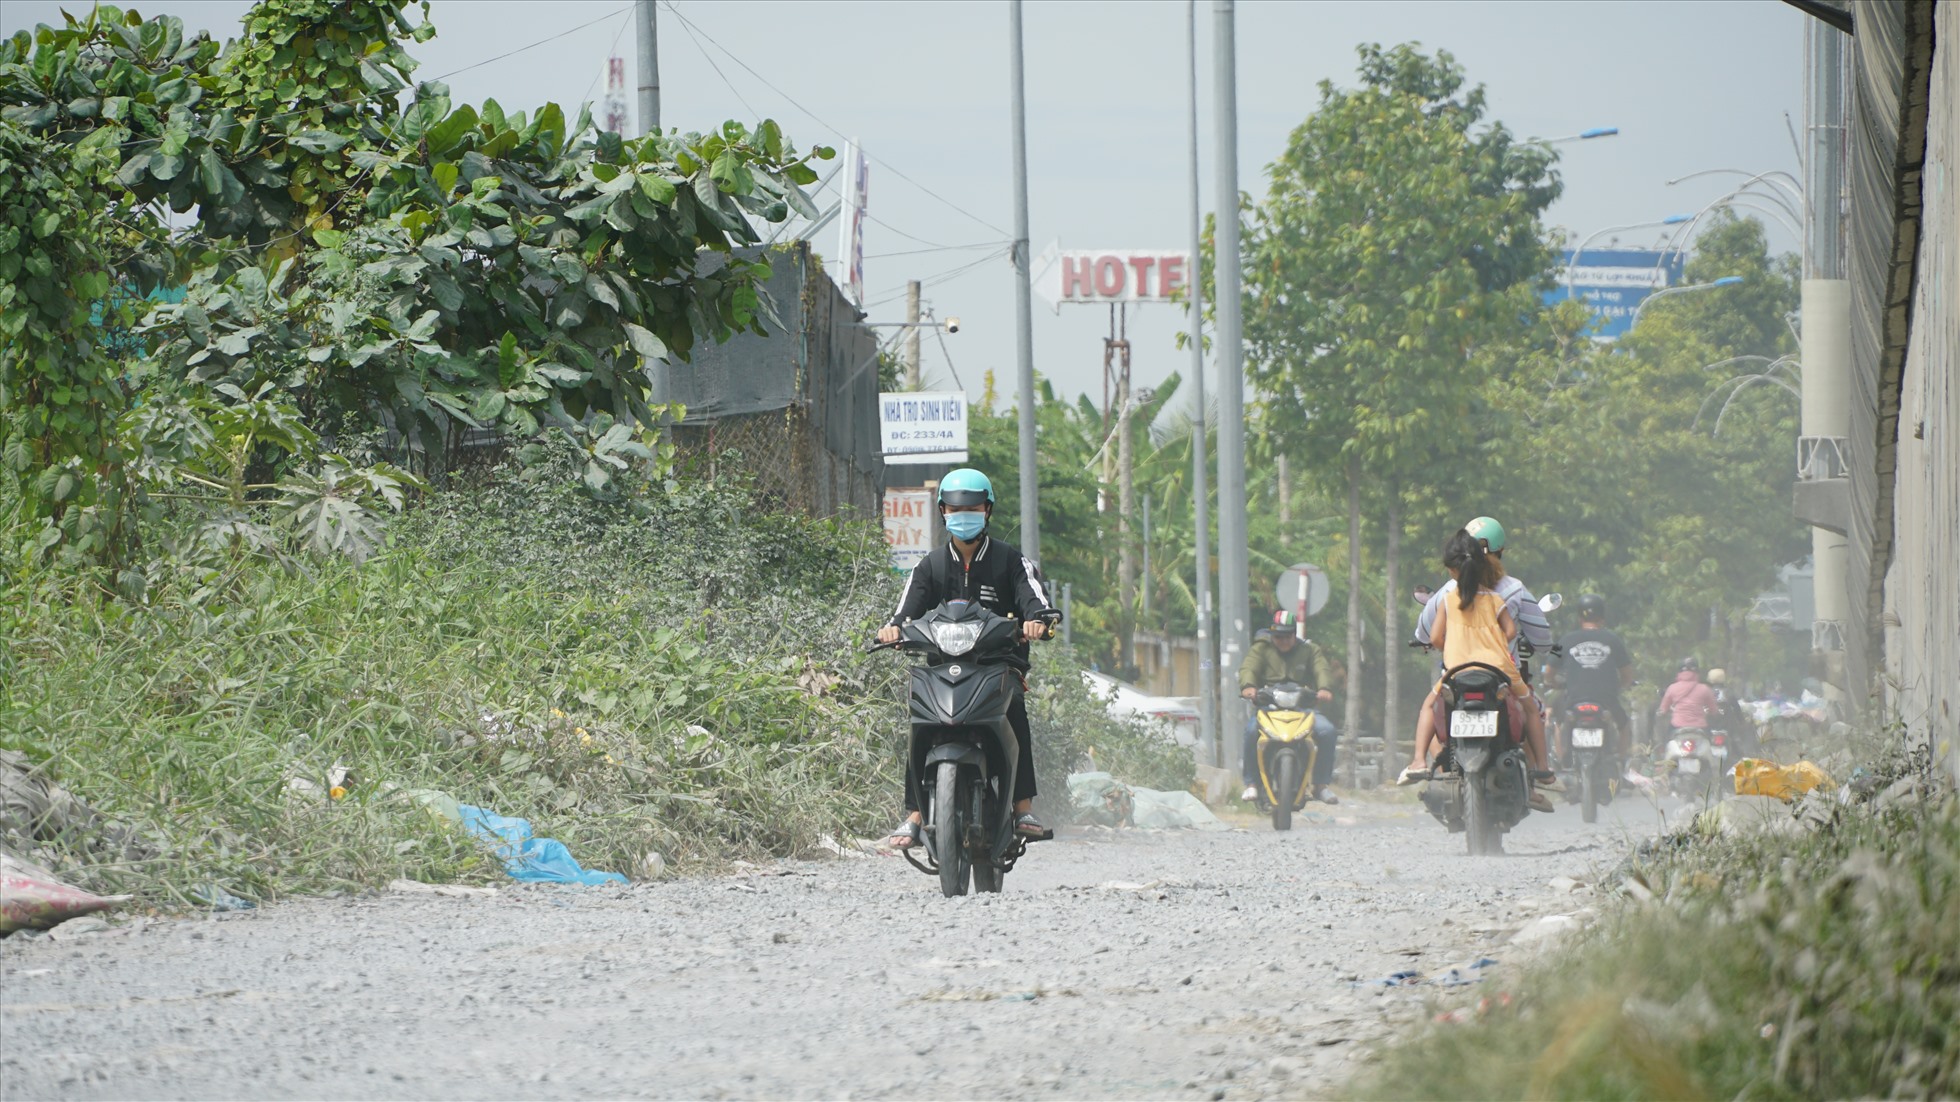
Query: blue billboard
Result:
<box><xmin>1543</xmin><ymin>248</ymin><xmax>1685</xmax><ymax>340</ymax></box>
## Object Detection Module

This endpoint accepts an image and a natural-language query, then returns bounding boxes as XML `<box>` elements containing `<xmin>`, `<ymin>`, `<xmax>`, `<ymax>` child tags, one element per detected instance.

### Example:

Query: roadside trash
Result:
<box><xmin>1068</xmin><ymin>772</ymin><xmax>1134</xmax><ymax>826</ymax></box>
<box><xmin>1069</xmin><ymin>772</ymin><xmax>1227</xmax><ymax>831</ymax></box>
<box><xmin>1</xmin><ymin>851</ymin><xmax>130</xmax><ymax>935</ymax></box>
<box><xmin>1732</xmin><ymin>758</ymin><xmax>1834</xmax><ymax>801</ymax></box>
<box><xmin>638</xmin><ymin>851</ymin><xmax>667</xmax><ymax>879</ymax></box>
<box><xmin>454</xmin><ymin>804</ymin><xmax>626</xmax><ymax>886</ymax></box>
<box><xmin>1352</xmin><ymin>958</ymin><xmax>1498</xmax><ymax>989</ymax></box>
<box><xmin>1352</xmin><ymin>969</ymin><xmax>1424</xmax><ymax>988</ymax></box>
<box><xmin>192</xmin><ymin>883</ymin><xmax>257</xmax><ymax>911</ymax></box>
<box><xmin>388</xmin><ymin>878</ymin><xmax>498</xmax><ymax>898</ymax></box>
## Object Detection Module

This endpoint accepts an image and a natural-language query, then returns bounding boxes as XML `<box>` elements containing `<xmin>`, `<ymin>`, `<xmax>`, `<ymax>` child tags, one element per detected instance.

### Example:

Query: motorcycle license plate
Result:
<box><xmin>1572</xmin><ymin>727</ymin><xmax>1605</xmax><ymax>748</ymax></box>
<box><xmin>1677</xmin><ymin>758</ymin><xmax>1703</xmax><ymax>774</ymax></box>
<box><xmin>1453</xmin><ymin>710</ymin><xmax>1498</xmax><ymax>739</ymax></box>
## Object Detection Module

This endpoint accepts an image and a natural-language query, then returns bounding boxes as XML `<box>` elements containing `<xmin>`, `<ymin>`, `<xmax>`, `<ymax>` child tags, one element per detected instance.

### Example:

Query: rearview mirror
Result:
<box><xmin>1411</xmin><ymin>585</ymin><xmax>1433</xmax><ymax>607</ymax></box>
<box><xmin>1539</xmin><ymin>592</ymin><xmax>1564</xmax><ymax>613</ymax></box>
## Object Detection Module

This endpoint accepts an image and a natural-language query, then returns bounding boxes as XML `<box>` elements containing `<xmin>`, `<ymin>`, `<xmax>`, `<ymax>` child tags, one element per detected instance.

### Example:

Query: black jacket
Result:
<box><xmin>887</xmin><ymin>537</ymin><xmax>1059</xmax><ymax>659</ymax></box>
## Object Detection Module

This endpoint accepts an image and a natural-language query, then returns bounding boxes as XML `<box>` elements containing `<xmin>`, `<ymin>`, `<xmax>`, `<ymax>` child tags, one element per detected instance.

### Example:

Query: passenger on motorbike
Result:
<box><xmin>1236</xmin><ymin>610</ymin><xmax>1340</xmax><ymax>805</ymax></box>
<box><xmin>1656</xmin><ymin>657</ymin><xmax>1717</xmax><ymax>735</ymax></box>
<box><xmin>1400</xmin><ymin>526</ymin><xmax>1557</xmax><ymax>811</ymax></box>
<box><xmin>877</xmin><ymin>468</ymin><xmax>1058</xmax><ymax>849</ymax></box>
<box><xmin>1402</xmin><ymin>517</ymin><xmax>1559</xmax><ymax>801</ymax></box>
<box><xmin>1548</xmin><ymin>593</ymin><xmax>1635</xmax><ymax>765</ymax></box>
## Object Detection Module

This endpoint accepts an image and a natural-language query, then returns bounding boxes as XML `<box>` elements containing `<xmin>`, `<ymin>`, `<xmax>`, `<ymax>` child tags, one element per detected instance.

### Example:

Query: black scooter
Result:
<box><xmin>873</xmin><ymin>599</ymin><xmax>1050</xmax><ymax>897</ymax></box>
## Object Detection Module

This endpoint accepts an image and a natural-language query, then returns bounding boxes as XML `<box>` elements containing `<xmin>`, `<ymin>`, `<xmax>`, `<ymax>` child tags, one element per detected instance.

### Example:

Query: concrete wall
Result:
<box><xmin>1881</xmin><ymin>0</ymin><xmax>1958</xmax><ymax>774</ymax></box>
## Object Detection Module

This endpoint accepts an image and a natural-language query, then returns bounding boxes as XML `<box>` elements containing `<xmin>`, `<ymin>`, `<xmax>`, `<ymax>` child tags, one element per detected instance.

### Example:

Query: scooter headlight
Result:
<box><xmin>1270</xmin><ymin>688</ymin><xmax>1302</xmax><ymax>709</ymax></box>
<box><xmin>930</xmin><ymin>620</ymin><xmax>983</xmax><ymax>656</ymax></box>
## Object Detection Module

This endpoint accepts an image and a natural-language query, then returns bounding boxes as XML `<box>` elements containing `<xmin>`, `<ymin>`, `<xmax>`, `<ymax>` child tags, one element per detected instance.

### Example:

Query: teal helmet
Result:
<box><xmin>937</xmin><ymin>468</ymin><xmax>995</xmax><ymax>507</ymax></box>
<box><xmin>1465</xmin><ymin>515</ymin><xmax>1506</xmax><ymax>553</ymax></box>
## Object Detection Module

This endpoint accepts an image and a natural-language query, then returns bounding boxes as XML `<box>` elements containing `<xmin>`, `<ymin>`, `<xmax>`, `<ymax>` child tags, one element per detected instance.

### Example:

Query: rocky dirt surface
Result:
<box><xmin>1</xmin><ymin>790</ymin><xmax>1684</xmax><ymax>1100</ymax></box>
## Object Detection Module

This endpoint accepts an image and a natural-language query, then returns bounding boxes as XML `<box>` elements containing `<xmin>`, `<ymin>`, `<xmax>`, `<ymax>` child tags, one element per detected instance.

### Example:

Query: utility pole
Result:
<box><xmin>1113</xmin><ymin>308</ymin><xmax>1135</xmax><ymax>677</ymax></box>
<box><xmin>1008</xmin><ymin>0</ymin><xmax>1040</xmax><ymax>560</ymax></box>
<box><xmin>1185</xmin><ymin>0</ymin><xmax>1217</xmax><ymax>767</ymax></box>
<box><xmin>1212</xmin><ymin>0</ymin><xmax>1250</xmax><ymax>778</ymax></box>
<box><xmin>1798</xmin><ymin>17</ymin><xmax>1852</xmax><ymax>714</ymax></box>
<box><xmin>1141</xmin><ymin>491</ymin><xmax>1153</xmax><ymax>623</ymax></box>
<box><xmin>634</xmin><ymin>0</ymin><xmax>659</xmax><ymax>136</ymax></box>
<box><xmin>904</xmin><ymin>280</ymin><xmax>922</xmax><ymax>390</ymax></box>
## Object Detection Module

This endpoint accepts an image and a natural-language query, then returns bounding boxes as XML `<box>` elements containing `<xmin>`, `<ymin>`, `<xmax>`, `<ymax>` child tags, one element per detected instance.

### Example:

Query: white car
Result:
<box><xmin>1080</xmin><ymin>670</ymin><xmax>1201</xmax><ymax>747</ymax></box>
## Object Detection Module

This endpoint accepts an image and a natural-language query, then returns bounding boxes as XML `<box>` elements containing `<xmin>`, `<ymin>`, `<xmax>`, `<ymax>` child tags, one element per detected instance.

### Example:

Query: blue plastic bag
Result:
<box><xmin>454</xmin><ymin>804</ymin><xmax>627</xmax><ymax>886</ymax></box>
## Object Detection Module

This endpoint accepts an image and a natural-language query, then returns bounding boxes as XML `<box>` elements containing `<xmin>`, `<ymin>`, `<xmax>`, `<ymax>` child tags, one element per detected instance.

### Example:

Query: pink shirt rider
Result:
<box><xmin>1659</xmin><ymin>670</ymin><xmax>1717</xmax><ymax>730</ymax></box>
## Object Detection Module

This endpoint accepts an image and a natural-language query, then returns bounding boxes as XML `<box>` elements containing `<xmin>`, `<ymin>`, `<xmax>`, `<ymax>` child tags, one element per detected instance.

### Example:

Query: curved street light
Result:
<box><xmin>1629</xmin><ymin>276</ymin><xmax>1744</xmax><ymax>329</ymax></box>
<box><xmin>1530</xmin><ymin>126</ymin><xmax>1620</xmax><ymax>145</ymax></box>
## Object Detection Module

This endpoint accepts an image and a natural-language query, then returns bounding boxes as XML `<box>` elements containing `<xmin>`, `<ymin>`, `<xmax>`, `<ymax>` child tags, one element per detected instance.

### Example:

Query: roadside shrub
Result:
<box><xmin>1350</xmin><ymin>738</ymin><xmax>1957</xmax><ymax>1101</ymax></box>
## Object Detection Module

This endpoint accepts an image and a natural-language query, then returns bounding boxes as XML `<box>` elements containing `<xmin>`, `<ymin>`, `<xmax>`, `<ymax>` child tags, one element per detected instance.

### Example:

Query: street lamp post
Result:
<box><xmin>1628</xmin><ymin>276</ymin><xmax>1744</xmax><ymax>329</ymax></box>
<box><xmin>1529</xmin><ymin>126</ymin><xmax>1620</xmax><ymax>145</ymax></box>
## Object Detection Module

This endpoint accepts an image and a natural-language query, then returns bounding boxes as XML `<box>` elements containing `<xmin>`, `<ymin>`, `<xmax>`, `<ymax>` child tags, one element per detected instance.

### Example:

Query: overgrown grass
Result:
<box><xmin>1</xmin><ymin>460</ymin><xmax>1185</xmax><ymax>906</ymax></box>
<box><xmin>1350</xmin><ymin>739</ymin><xmax>1957</xmax><ymax>1101</ymax></box>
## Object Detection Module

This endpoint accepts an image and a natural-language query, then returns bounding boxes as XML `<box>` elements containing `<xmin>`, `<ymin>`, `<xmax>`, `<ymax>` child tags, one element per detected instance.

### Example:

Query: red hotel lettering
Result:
<box><xmin>1128</xmin><ymin>255</ymin><xmax>1155</xmax><ymax>296</ymax></box>
<box><xmin>1063</xmin><ymin>256</ymin><xmax>1094</xmax><ymax>298</ymax></box>
<box><xmin>1094</xmin><ymin>256</ymin><xmax>1126</xmax><ymax>297</ymax></box>
<box><xmin>1159</xmin><ymin>255</ymin><xmax>1185</xmax><ymax>297</ymax></box>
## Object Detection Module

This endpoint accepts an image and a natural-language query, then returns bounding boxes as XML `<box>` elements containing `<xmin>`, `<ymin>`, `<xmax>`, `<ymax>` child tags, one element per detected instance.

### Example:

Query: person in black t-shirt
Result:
<box><xmin>1548</xmin><ymin>593</ymin><xmax>1635</xmax><ymax>761</ymax></box>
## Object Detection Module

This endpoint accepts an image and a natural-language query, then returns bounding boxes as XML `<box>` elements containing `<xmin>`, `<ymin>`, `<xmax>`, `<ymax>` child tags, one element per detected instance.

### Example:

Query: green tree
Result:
<box><xmin>1242</xmin><ymin>43</ymin><xmax>1559</xmax><ymax>752</ymax></box>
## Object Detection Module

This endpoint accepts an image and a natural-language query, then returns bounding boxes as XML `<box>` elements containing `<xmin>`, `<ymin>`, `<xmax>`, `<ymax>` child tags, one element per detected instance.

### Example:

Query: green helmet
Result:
<box><xmin>1465</xmin><ymin>515</ymin><xmax>1506</xmax><ymax>553</ymax></box>
<box><xmin>937</xmin><ymin>468</ymin><xmax>995</xmax><ymax>507</ymax></box>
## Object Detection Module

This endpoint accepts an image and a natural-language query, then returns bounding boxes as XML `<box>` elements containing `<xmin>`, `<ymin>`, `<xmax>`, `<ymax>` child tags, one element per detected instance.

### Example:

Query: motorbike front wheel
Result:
<box><xmin>970</xmin><ymin>777</ymin><xmax>1002</xmax><ymax>893</ymax></box>
<box><xmin>934</xmin><ymin>764</ymin><xmax>968</xmax><ymax>898</ymax></box>
<box><xmin>1272</xmin><ymin>752</ymin><xmax>1297</xmax><ymax>832</ymax></box>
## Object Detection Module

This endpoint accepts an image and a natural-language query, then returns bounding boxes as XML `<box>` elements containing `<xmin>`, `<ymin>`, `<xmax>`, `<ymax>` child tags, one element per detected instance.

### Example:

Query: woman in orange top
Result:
<box><xmin>1399</xmin><ymin>529</ymin><xmax>1555</xmax><ymax>810</ymax></box>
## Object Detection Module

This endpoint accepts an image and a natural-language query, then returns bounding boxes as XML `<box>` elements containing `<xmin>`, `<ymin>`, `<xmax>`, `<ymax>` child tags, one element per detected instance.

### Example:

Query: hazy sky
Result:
<box><xmin>4</xmin><ymin>0</ymin><xmax>1807</xmax><ymax>412</ymax></box>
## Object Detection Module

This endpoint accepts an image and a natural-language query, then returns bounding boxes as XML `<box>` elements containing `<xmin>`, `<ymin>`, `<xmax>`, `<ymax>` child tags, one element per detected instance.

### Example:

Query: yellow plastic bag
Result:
<box><xmin>1732</xmin><ymin>758</ymin><xmax>1835</xmax><ymax>800</ymax></box>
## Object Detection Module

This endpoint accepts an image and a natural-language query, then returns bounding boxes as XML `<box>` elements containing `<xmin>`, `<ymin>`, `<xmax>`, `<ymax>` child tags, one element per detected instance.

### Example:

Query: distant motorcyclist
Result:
<box><xmin>1656</xmin><ymin>657</ymin><xmax>1717</xmax><ymax>734</ymax></box>
<box><xmin>1549</xmin><ymin>593</ymin><xmax>1635</xmax><ymax>764</ymax></box>
<box><xmin>1237</xmin><ymin>610</ymin><xmax>1341</xmax><ymax>805</ymax></box>
<box><xmin>878</xmin><ymin>468</ymin><xmax>1058</xmax><ymax>848</ymax></box>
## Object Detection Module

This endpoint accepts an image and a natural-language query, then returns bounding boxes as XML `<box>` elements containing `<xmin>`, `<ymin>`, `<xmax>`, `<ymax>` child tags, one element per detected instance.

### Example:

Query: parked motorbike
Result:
<box><xmin>1562</xmin><ymin>699</ymin><xmax>1618</xmax><ymax>823</ymax></box>
<box><xmin>1250</xmin><ymin>681</ymin><xmax>1318</xmax><ymax>831</ymax></box>
<box><xmin>1411</xmin><ymin>591</ymin><xmax>1562</xmax><ymax>855</ymax></box>
<box><xmin>872</xmin><ymin>599</ymin><xmax>1052</xmax><ymax>897</ymax></box>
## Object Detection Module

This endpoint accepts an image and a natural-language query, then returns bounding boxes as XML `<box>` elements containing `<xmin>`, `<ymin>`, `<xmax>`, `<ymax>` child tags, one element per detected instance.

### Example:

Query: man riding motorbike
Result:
<box><xmin>1548</xmin><ymin>593</ymin><xmax>1635</xmax><ymax>766</ymax></box>
<box><xmin>1236</xmin><ymin>610</ymin><xmax>1341</xmax><ymax>805</ymax></box>
<box><xmin>877</xmin><ymin>468</ymin><xmax>1059</xmax><ymax>849</ymax></box>
<box><xmin>1402</xmin><ymin>516</ymin><xmax>1559</xmax><ymax>807</ymax></box>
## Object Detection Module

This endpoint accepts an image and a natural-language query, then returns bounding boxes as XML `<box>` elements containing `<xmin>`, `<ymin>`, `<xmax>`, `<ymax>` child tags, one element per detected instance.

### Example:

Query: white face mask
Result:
<box><xmin>944</xmin><ymin>511</ymin><xmax>987</xmax><ymax>541</ymax></box>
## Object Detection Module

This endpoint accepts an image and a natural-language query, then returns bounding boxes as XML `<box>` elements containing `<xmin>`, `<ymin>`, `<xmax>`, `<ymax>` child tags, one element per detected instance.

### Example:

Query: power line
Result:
<box><xmin>861</xmin><ymin>246</ymin><xmax>1008</xmax><ymax>310</ymax></box>
<box><xmin>428</xmin><ymin>6</ymin><xmax>633</xmax><ymax>84</ymax></box>
<box><xmin>863</xmin><ymin>242</ymin><xmax>1005</xmax><ymax>261</ymax></box>
<box><xmin>665</xmin><ymin>7</ymin><xmax>760</xmax><ymax>121</ymax></box>
<box><xmin>579</xmin><ymin>11</ymin><xmax>634</xmax><ymax>109</ymax></box>
<box><xmin>659</xmin><ymin>1</ymin><xmax>1010</xmax><ymax>238</ymax></box>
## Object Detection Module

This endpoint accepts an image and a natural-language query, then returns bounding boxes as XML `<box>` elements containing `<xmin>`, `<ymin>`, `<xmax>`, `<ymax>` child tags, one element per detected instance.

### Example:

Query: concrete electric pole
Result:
<box><xmin>634</xmin><ymin>0</ymin><xmax>659</xmax><ymax>137</ymax></box>
<box><xmin>1185</xmin><ymin>0</ymin><xmax>1218</xmax><ymax>765</ymax></box>
<box><xmin>1796</xmin><ymin>17</ymin><xmax>1853</xmax><ymax>712</ymax></box>
<box><xmin>1008</xmin><ymin>0</ymin><xmax>1040</xmax><ymax>560</ymax></box>
<box><xmin>1212</xmin><ymin>0</ymin><xmax>1250</xmax><ymax>775</ymax></box>
<box><xmin>904</xmin><ymin>280</ymin><xmax>922</xmax><ymax>390</ymax></box>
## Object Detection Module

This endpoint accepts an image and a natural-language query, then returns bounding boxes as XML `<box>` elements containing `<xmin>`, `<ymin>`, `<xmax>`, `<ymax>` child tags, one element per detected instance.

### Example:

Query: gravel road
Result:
<box><xmin>2</xmin><ymin>789</ymin><xmax>1682</xmax><ymax>1100</ymax></box>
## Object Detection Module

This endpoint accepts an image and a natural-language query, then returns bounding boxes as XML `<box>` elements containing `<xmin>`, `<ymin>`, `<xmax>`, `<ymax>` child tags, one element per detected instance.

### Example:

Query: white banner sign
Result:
<box><xmin>883</xmin><ymin>488</ymin><xmax>934</xmax><ymax>571</ymax></box>
<box><xmin>1032</xmin><ymin>245</ymin><xmax>1192</xmax><ymax>311</ymax></box>
<box><xmin>878</xmin><ymin>390</ymin><xmax>968</xmax><ymax>463</ymax></box>
<box><xmin>835</xmin><ymin>141</ymin><xmax>869</xmax><ymax>306</ymax></box>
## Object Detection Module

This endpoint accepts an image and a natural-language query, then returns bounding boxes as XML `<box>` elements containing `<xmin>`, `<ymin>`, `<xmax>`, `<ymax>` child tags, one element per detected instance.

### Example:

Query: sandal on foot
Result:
<box><xmin>1532</xmin><ymin>770</ymin><xmax>1565</xmax><ymax>792</ymax></box>
<box><xmin>886</xmin><ymin>819</ymin><xmax>923</xmax><ymax>849</ymax></box>
<box><xmin>1528</xmin><ymin>790</ymin><xmax>1556</xmax><ymax>813</ymax></box>
<box><xmin>1014</xmin><ymin>812</ymin><xmax>1055</xmax><ymax>841</ymax></box>
<box><xmin>1396</xmin><ymin>766</ymin><xmax>1430</xmax><ymax>787</ymax></box>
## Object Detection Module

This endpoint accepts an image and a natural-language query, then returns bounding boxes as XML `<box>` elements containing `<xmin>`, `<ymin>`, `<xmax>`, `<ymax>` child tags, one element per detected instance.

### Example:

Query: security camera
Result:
<box><xmin>944</xmin><ymin>316</ymin><xmax>961</xmax><ymax>334</ymax></box>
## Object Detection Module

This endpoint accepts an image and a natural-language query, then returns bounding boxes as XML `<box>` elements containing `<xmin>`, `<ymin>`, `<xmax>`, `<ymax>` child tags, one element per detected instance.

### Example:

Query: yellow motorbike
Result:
<box><xmin>1253</xmin><ymin>681</ymin><xmax>1319</xmax><ymax>831</ymax></box>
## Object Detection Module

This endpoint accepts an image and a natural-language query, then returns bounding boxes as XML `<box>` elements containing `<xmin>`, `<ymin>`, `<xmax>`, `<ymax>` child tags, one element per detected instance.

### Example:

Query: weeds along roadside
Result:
<box><xmin>0</xmin><ymin>458</ymin><xmax>1188</xmax><ymax>907</ymax></box>
<box><xmin>1348</xmin><ymin>737</ymin><xmax>1957</xmax><ymax>1101</ymax></box>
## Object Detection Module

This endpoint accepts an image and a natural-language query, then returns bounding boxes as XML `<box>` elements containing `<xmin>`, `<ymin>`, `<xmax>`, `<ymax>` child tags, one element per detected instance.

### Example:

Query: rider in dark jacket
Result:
<box><xmin>878</xmin><ymin>469</ymin><xmax>1058</xmax><ymax>849</ymax></box>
